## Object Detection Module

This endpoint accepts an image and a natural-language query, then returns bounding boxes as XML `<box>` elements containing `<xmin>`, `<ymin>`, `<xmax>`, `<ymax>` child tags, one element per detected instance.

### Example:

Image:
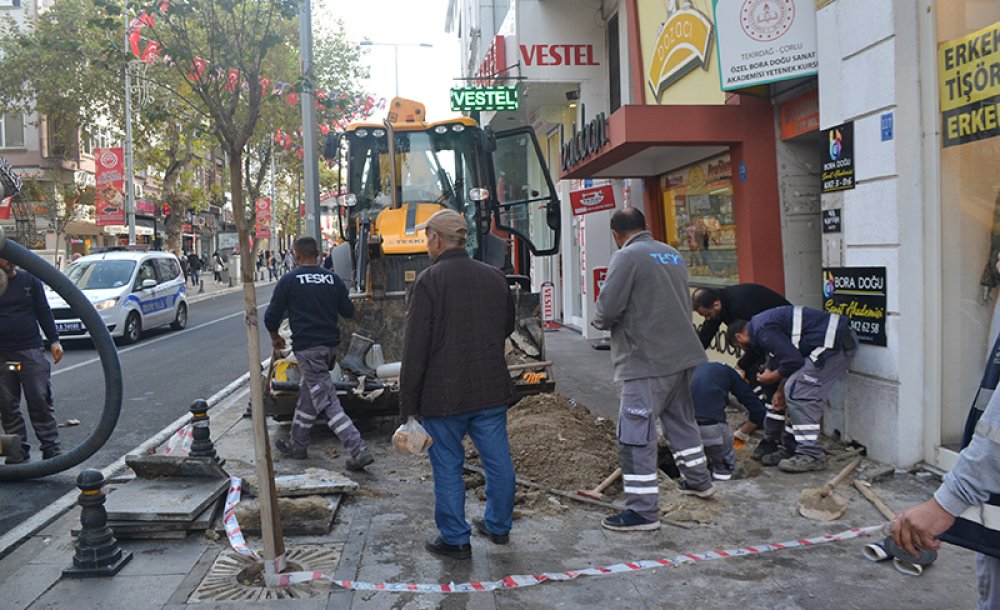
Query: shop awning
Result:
<box><xmin>560</xmin><ymin>97</ymin><xmax>774</xmax><ymax>180</ymax></box>
<box><xmin>102</xmin><ymin>224</ymin><xmax>154</xmax><ymax>236</ymax></box>
<box><xmin>64</xmin><ymin>220</ymin><xmax>104</xmax><ymax>237</ymax></box>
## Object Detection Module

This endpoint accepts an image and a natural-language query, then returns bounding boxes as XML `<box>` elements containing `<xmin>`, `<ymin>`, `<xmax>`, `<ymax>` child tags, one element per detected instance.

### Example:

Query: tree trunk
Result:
<box><xmin>227</xmin><ymin>150</ymin><xmax>286</xmax><ymax>572</ymax></box>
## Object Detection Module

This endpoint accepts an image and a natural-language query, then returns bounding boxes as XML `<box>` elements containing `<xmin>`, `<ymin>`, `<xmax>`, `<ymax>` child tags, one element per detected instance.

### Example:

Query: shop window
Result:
<box><xmin>0</xmin><ymin>113</ymin><xmax>24</xmax><ymax>148</ymax></box>
<box><xmin>661</xmin><ymin>153</ymin><xmax>737</xmax><ymax>285</ymax></box>
<box><xmin>936</xmin><ymin>3</ymin><xmax>1000</xmax><ymax>451</ymax></box>
<box><xmin>608</xmin><ymin>13</ymin><xmax>621</xmax><ymax>113</ymax></box>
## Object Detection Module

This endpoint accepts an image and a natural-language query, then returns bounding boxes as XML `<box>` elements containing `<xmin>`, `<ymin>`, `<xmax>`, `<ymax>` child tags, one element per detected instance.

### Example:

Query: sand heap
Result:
<box><xmin>465</xmin><ymin>393</ymin><xmax>619</xmax><ymax>494</ymax></box>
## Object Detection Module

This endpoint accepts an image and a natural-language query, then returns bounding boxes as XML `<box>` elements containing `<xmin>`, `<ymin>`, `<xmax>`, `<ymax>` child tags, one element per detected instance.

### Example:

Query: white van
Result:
<box><xmin>47</xmin><ymin>249</ymin><xmax>188</xmax><ymax>344</ymax></box>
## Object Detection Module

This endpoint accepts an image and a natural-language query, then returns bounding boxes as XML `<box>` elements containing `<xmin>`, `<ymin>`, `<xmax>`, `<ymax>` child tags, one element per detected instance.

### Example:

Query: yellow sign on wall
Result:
<box><xmin>639</xmin><ymin>0</ymin><xmax>725</xmax><ymax>105</ymax></box>
<box><xmin>938</xmin><ymin>19</ymin><xmax>1000</xmax><ymax>147</ymax></box>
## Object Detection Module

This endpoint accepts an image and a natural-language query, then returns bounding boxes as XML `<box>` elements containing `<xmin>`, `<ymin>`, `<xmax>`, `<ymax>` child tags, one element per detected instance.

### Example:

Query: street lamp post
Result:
<box><xmin>358</xmin><ymin>40</ymin><xmax>433</xmax><ymax>98</ymax></box>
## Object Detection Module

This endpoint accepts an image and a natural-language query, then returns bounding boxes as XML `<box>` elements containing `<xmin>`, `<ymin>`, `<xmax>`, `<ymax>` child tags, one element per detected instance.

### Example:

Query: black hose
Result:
<box><xmin>0</xmin><ymin>227</ymin><xmax>124</xmax><ymax>480</ymax></box>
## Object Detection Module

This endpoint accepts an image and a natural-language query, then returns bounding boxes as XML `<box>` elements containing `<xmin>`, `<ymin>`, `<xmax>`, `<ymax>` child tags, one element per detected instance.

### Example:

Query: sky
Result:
<box><xmin>315</xmin><ymin>0</ymin><xmax>461</xmax><ymax>121</ymax></box>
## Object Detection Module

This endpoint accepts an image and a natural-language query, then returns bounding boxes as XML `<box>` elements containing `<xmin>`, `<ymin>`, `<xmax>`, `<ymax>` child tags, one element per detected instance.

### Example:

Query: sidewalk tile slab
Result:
<box><xmin>28</xmin><ymin>574</ymin><xmax>185</xmax><ymax>610</ymax></box>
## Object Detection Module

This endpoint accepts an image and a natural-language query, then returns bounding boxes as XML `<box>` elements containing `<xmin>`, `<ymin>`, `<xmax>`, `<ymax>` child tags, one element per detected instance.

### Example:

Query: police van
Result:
<box><xmin>47</xmin><ymin>249</ymin><xmax>188</xmax><ymax>344</ymax></box>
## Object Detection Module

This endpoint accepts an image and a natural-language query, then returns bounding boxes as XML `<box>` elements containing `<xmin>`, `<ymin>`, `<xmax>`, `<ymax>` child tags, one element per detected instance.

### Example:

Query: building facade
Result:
<box><xmin>451</xmin><ymin>0</ymin><xmax>1000</xmax><ymax>469</ymax></box>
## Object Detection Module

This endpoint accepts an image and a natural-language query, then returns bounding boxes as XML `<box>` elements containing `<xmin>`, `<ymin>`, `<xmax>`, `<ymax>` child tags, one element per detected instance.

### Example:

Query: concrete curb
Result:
<box><xmin>0</xmin><ymin>370</ymin><xmax>253</xmax><ymax>560</ymax></box>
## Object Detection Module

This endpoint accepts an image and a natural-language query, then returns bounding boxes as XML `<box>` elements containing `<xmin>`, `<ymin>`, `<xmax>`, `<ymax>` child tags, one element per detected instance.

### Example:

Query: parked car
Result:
<box><xmin>47</xmin><ymin>249</ymin><xmax>188</xmax><ymax>344</ymax></box>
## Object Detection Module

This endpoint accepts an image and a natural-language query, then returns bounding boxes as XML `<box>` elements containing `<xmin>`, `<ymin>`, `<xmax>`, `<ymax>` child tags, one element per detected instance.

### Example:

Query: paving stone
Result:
<box><xmin>125</xmin><ymin>454</ymin><xmax>227</xmax><ymax>479</ymax></box>
<box><xmin>234</xmin><ymin>495</ymin><xmax>342</xmax><ymax>536</ymax></box>
<box><xmin>104</xmin><ymin>477</ymin><xmax>228</xmax><ymax>522</ymax></box>
<box><xmin>28</xmin><ymin>574</ymin><xmax>186</xmax><ymax>610</ymax></box>
<box><xmin>243</xmin><ymin>468</ymin><xmax>359</xmax><ymax>498</ymax></box>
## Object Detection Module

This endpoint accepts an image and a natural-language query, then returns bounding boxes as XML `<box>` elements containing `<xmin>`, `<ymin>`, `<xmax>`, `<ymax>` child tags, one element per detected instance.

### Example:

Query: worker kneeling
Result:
<box><xmin>691</xmin><ymin>362</ymin><xmax>765</xmax><ymax>481</ymax></box>
<box><xmin>728</xmin><ymin>305</ymin><xmax>858</xmax><ymax>473</ymax></box>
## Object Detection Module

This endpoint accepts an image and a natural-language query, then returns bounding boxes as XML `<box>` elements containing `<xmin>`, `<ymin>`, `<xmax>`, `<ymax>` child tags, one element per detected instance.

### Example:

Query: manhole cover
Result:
<box><xmin>189</xmin><ymin>544</ymin><xmax>343</xmax><ymax>602</ymax></box>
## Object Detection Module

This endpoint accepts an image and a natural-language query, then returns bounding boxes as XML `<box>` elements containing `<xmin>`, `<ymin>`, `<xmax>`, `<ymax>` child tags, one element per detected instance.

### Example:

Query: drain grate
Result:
<box><xmin>189</xmin><ymin>544</ymin><xmax>343</xmax><ymax>603</ymax></box>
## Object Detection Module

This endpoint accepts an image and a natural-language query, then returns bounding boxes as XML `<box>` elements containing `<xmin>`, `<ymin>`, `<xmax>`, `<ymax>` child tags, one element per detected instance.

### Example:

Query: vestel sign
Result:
<box><xmin>450</xmin><ymin>86</ymin><xmax>519</xmax><ymax>112</ymax></box>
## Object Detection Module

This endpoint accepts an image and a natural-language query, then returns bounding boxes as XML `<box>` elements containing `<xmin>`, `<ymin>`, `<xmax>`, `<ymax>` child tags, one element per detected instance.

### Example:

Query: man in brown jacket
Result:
<box><xmin>400</xmin><ymin>209</ymin><xmax>517</xmax><ymax>560</ymax></box>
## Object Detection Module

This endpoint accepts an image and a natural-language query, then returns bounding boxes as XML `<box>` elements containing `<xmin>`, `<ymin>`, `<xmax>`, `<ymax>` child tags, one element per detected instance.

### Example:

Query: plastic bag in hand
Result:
<box><xmin>392</xmin><ymin>416</ymin><xmax>433</xmax><ymax>454</ymax></box>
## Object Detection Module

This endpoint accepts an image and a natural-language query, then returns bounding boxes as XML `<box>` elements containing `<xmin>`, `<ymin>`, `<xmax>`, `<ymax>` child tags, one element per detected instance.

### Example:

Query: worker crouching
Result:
<box><xmin>728</xmin><ymin>305</ymin><xmax>858</xmax><ymax>473</ymax></box>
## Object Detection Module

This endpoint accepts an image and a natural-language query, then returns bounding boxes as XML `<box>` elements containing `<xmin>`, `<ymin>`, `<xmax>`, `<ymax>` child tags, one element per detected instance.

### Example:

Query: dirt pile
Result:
<box><xmin>465</xmin><ymin>393</ymin><xmax>619</xmax><ymax>494</ymax></box>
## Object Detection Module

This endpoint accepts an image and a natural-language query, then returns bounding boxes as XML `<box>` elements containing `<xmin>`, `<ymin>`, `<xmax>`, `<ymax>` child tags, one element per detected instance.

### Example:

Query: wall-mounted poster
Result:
<box><xmin>822</xmin><ymin>266</ymin><xmax>887</xmax><ymax>346</ymax></box>
<box><xmin>821</xmin><ymin>122</ymin><xmax>855</xmax><ymax>193</ymax></box>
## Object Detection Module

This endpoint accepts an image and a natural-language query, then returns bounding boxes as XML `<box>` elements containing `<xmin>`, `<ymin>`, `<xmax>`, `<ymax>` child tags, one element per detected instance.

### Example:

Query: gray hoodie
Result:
<box><xmin>593</xmin><ymin>231</ymin><xmax>706</xmax><ymax>382</ymax></box>
<box><xmin>935</xmin><ymin>388</ymin><xmax>1000</xmax><ymax>519</ymax></box>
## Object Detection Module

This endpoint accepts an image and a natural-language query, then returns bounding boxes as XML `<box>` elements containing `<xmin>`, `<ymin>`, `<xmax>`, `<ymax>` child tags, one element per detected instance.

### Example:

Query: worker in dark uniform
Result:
<box><xmin>749</xmin><ymin>355</ymin><xmax>798</xmax><ymax>466</ymax></box>
<box><xmin>692</xmin><ymin>284</ymin><xmax>790</xmax><ymax>372</ymax></box>
<box><xmin>0</xmin><ymin>256</ymin><xmax>63</xmax><ymax>463</ymax></box>
<box><xmin>264</xmin><ymin>237</ymin><xmax>373</xmax><ymax>470</ymax></box>
<box><xmin>728</xmin><ymin>305</ymin><xmax>858</xmax><ymax>472</ymax></box>
<box><xmin>690</xmin><ymin>362</ymin><xmax>765</xmax><ymax>480</ymax></box>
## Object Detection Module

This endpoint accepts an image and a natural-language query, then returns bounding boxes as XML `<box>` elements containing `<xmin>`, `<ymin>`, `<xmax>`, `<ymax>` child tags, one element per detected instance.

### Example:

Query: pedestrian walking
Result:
<box><xmin>728</xmin><ymin>305</ymin><xmax>858</xmax><ymax>472</ymax></box>
<box><xmin>213</xmin><ymin>251</ymin><xmax>224</xmax><ymax>283</ymax></box>
<box><xmin>264</xmin><ymin>237</ymin><xmax>373</xmax><ymax>470</ymax></box>
<box><xmin>0</xmin><ymin>257</ymin><xmax>63</xmax><ymax>463</ymax></box>
<box><xmin>267</xmin><ymin>251</ymin><xmax>278</xmax><ymax>281</ymax></box>
<box><xmin>179</xmin><ymin>252</ymin><xmax>189</xmax><ymax>284</ymax></box>
<box><xmin>282</xmin><ymin>249</ymin><xmax>294</xmax><ymax>272</ymax></box>
<box><xmin>400</xmin><ymin>209</ymin><xmax>517</xmax><ymax>560</ymax></box>
<box><xmin>593</xmin><ymin>207</ymin><xmax>713</xmax><ymax>533</ymax></box>
<box><xmin>187</xmin><ymin>251</ymin><xmax>202</xmax><ymax>286</ymax></box>
<box><xmin>321</xmin><ymin>246</ymin><xmax>334</xmax><ymax>271</ymax></box>
<box><xmin>690</xmin><ymin>362</ymin><xmax>765</xmax><ymax>480</ymax></box>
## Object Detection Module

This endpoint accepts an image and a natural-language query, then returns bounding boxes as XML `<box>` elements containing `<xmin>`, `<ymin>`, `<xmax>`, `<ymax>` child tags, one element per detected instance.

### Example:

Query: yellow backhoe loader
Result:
<box><xmin>264</xmin><ymin>98</ymin><xmax>561</xmax><ymax>420</ymax></box>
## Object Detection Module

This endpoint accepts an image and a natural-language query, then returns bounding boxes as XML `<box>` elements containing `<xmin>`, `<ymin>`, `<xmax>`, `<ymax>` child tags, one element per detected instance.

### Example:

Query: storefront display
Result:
<box><xmin>661</xmin><ymin>153</ymin><xmax>737</xmax><ymax>285</ymax></box>
<box><xmin>936</xmin><ymin>3</ymin><xmax>1000</xmax><ymax>449</ymax></box>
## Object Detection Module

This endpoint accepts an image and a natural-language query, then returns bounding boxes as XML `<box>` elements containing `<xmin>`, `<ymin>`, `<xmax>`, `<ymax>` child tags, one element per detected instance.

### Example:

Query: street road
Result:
<box><xmin>0</xmin><ymin>283</ymin><xmax>276</xmax><ymax>537</ymax></box>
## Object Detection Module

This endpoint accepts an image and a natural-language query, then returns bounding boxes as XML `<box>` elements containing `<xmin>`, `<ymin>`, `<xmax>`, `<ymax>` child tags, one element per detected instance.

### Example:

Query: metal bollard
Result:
<box><xmin>63</xmin><ymin>469</ymin><xmax>132</xmax><ymax>577</ymax></box>
<box><xmin>188</xmin><ymin>399</ymin><xmax>224</xmax><ymax>466</ymax></box>
<box><xmin>198</xmin><ymin>279</ymin><xmax>205</xmax><ymax>294</ymax></box>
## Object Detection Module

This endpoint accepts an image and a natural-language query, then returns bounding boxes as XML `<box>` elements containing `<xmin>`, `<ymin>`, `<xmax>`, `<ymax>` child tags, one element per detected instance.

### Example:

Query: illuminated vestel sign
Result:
<box><xmin>450</xmin><ymin>86</ymin><xmax>519</xmax><ymax>112</ymax></box>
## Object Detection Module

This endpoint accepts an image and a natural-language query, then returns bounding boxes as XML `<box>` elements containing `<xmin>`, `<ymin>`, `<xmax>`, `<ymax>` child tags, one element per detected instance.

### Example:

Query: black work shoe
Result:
<box><xmin>42</xmin><ymin>447</ymin><xmax>62</xmax><ymax>460</ymax></box>
<box><xmin>275</xmin><ymin>437</ymin><xmax>307</xmax><ymax>460</ymax></box>
<box><xmin>778</xmin><ymin>454</ymin><xmax>827</xmax><ymax>473</ymax></box>
<box><xmin>760</xmin><ymin>447</ymin><xmax>794</xmax><ymax>467</ymax></box>
<box><xmin>601</xmin><ymin>510</ymin><xmax>661</xmax><ymax>532</ymax></box>
<box><xmin>751</xmin><ymin>439</ymin><xmax>778</xmax><ymax>462</ymax></box>
<box><xmin>4</xmin><ymin>453</ymin><xmax>28</xmax><ymax>465</ymax></box>
<box><xmin>677</xmin><ymin>480</ymin><xmax>716</xmax><ymax>499</ymax></box>
<box><xmin>345</xmin><ymin>449</ymin><xmax>374</xmax><ymax>471</ymax></box>
<box><xmin>424</xmin><ymin>535</ymin><xmax>471</xmax><ymax>559</ymax></box>
<box><xmin>473</xmin><ymin>518</ymin><xmax>510</xmax><ymax>544</ymax></box>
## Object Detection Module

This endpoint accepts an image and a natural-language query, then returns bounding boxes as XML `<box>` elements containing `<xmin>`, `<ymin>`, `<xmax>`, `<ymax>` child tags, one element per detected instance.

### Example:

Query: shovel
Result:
<box><xmin>577</xmin><ymin>468</ymin><xmax>622</xmax><ymax>500</ymax></box>
<box><xmin>797</xmin><ymin>457</ymin><xmax>862</xmax><ymax>521</ymax></box>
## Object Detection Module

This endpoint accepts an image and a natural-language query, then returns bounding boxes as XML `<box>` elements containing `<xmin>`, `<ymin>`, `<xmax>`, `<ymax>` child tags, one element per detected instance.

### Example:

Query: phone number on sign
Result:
<box><xmin>849</xmin><ymin>320</ymin><xmax>881</xmax><ymax>335</ymax></box>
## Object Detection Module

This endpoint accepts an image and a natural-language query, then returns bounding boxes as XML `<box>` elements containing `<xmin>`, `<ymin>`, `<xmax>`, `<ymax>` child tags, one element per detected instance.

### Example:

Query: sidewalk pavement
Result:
<box><xmin>184</xmin><ymin>273</ymin><xmax>277</xmax><ymax>305</ymax></box>
<box><xmin>0</xmin><ymin>327</ymin><xmax>981</xmax><ymax>609</ymax></box>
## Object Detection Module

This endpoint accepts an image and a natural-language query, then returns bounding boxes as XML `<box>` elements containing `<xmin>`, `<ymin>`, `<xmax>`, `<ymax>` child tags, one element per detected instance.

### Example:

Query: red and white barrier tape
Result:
<box><xmin>222</xmin><ymin>477</ymin><xmax>884</xmax><ymax>592</ymax></box>
<box><xmin>164</xmin><ymin>423</ymin><xmax>194</xmax><ymax>456</ymax></box>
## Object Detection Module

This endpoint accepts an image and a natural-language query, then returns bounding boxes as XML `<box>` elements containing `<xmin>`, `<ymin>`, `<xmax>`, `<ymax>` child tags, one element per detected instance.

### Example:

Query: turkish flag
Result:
<box><xmin>189</xmin><ymin>57</ymin><xmax>207</xmax><ymax>81</ymax></box>
<box><xmin>0</xmin><ymin>196</ymin><xmax>11</xmax><ymax>220</ymax></box>
<box><xmin>141</xmin><ymin>41</ymin><xmax>161</xmax><ymax>64</ymax></box>
<box><xmin>225</xmin><ymin>68</ymin><xmax>240</xmax><ymax>92</ymax></box>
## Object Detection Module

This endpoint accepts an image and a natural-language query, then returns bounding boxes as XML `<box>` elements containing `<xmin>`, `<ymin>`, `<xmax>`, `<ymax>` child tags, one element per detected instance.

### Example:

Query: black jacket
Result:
<box><xmin>399</xmin><ymin>248</ymin><xmax>516</xmax><ymax>419</ymax></box>
<box><xmin>264</xmin><ymin>266</ymin><xmax>354</xmax><ymax>350</ymax></box>
<box><xmin>697</xmin><ymin>283</ymin><xmax>790</xmax><ymax>349</ymax></box>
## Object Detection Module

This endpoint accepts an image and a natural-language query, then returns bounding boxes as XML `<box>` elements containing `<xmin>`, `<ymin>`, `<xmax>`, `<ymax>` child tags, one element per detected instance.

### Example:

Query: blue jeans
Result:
<box><xmin>422</xmin><ymin>405</ymin><xmax>515</xmax><ymax>545</ymax></box>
